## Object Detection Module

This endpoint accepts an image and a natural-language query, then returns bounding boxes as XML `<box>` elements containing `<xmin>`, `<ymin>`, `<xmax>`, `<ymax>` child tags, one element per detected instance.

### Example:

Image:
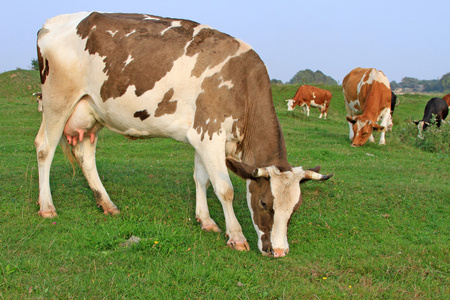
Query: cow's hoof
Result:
<box><xmin>38</xmin><ymin>210</ymin><xmax>57</xmax><ymax>218</ymax></box>
<box><xmin>201</xmin><ymin>224</ymin><xmax>221</xmax><ymax>233</ymax></box>
<box><xmin>227</xmin><ymin>240</ymin><xmax>250</xmax><ymax>251</ymax></box>
<box><xmin>103</xmin><ymin>207</ymin><xmax>120</xmax><ymax>215</ymax></box>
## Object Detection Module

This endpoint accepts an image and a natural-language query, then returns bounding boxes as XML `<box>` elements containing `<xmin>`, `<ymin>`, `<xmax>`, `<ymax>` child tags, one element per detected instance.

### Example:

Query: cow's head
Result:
<box><xmin>347</xmin><ymin>116</ymin><xmax>384</xmax><ymax>147</ymax></box>
<box><xmin>413</xmin><ymin>120</ymin><xmax>428</xmax><ymax>139</ymax></box>
<box><xmin>286</xmin><ymin>99</ymin><xmax>295</xmax><ymax>111</ymax></box>
<box><xmin>226</xmin><ymin>159</ymin><xmax>332</xmax><ymax>257</ymax></box>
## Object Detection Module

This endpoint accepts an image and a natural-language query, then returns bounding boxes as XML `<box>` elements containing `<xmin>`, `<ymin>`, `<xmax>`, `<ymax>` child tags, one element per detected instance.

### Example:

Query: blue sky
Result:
<box><xmin>1</xmin><ymin>0</ymin><xmax>448</xmax><ymax>83</ymax></box>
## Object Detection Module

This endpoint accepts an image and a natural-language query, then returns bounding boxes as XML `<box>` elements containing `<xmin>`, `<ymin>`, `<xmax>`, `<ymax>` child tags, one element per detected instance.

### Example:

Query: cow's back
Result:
<box><xmin>343</xmin><ymin>67</ymin><xmax>390</xmax><ymax>112</ymax></box>
<box><xmin>37</xmin><ymin>12</ymin><xmax>273</xmax><ymax>143</ymax></box>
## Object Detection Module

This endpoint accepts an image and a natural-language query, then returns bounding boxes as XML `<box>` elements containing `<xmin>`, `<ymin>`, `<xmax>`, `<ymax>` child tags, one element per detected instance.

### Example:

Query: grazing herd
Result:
<box><xmin>32</xmin><ymin>12</ymin><xmax>448</xmax><ymax>257</ymax></box>
<box><xmin>287</xmin><ymin>68</ymin><xmax>448</xmax><ymax>146</ymax></box>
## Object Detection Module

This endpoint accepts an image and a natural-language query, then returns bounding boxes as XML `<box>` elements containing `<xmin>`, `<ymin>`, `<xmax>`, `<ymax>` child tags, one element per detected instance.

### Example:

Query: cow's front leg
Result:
<box><xmin>378</xmin><ymin>131</ymin><xmax>386</xmax><ymax>145</ymax></box>
<box><xmin>348</xmin><ymin>121</ymin><xmax>354</xmax><ymax>140</ymax></box>
<box><xmin>193</xmin><ymin>152</ymin><xmax>220</xmax><ymax>232</ymax></box>
<box><xmin>188</xmin><ymin>129</ymin><xmax>249</xmax><ymax>251</ymax></box>
<box><xmin>71</xmin><ymin>131</ymin><xmax>120</xmax><ymax>215</ymax></box>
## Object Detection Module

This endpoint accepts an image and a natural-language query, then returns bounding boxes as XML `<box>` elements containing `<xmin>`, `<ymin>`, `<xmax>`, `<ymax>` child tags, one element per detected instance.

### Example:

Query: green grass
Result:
<box><xmin>0</xmin><ymin>71</ymin><xmax>449</xmax><ymax>299</ymax></box>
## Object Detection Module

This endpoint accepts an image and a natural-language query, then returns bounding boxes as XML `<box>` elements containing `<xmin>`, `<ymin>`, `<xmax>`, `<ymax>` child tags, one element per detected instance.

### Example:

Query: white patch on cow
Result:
<box><xmin>122</xmin><ymin>55</ymin><xmax>134</xmax><ymax>71</ymax></box>
<box><xmin>161</xmin><ymin>21</ymin><xmax>182</xmax><ymax>35</ymax></box>
<box><xmin>312</xmin><ymin>92</ymin><xmax>316</xmax><ymax>99</ymax></box>
<box><xmin>193</xmin><ymin>24</ymin><xmax>213</xmax><ymax>37</ymax></box>
<box><xmin>124</xmin><ymin>30</ymin><xmax>136</xmax><ymax>37</ymax></box>
<box><xmin>106</xmin><ymin>30</ymin><xmax>118</xmax><ymax>37</ymax></box>
<box><xmin>309</xmin><ymin>100</ymin><xmax>323</xmax><ymax>109</ymax></box>
<box><xmin>358</xmin><ymin>69</ymin><xmax>390</xmax><ymax>91</ymax></box>
<box><xmin>348</xmin><ymin>99</ymin><xmax>361</xmax><ymax>114</ymax></box>
<box><xmin>286</xmin><ymin>99</ymin><xmax>295</xmax><ymax>111</ymax></box>
<box><xmin>267</xmin><ymin>167</ymin><xmax>303</xmax><ymax>252</ymax></box>
<box><xmin>219</xmin><ymin>80</ymin><xmax>234</xmax><ymax>89</ymax></box>
<box><xmin>143</xmin><ymin>15</ymin><xmax>160</xmax><ymax>21</ymax></box>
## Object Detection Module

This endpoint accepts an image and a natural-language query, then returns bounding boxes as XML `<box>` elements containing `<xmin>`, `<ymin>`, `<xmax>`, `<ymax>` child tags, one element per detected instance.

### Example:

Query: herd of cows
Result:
<box><xmin>32</xmin><ymin>12</ymin><xmax>448</xmax><ymax>257</ymax></box>
<box><xmin>285</xmin><ymin>68</ymin><xmax>450</xmax><ymax>145</ymax></box>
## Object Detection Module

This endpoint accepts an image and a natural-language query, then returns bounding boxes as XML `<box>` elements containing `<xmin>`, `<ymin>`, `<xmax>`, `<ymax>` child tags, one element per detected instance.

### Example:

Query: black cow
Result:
<box><xmin>387</xmin><ymin>91</ymin><xmax>399</xmax><ymax>131</ymax></box>
<box><xmin>413</xmin><ymin>97</ymin><xmax>448</xmax><ymax>135</ymax></box>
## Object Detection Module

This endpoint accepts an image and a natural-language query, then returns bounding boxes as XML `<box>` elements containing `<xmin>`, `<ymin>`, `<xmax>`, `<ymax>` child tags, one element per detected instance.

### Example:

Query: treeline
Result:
<box><xmin>271</xmin><ymin>69</ymin><xmax>338</xmax><ymax>85</ymax></box>
<box><xmin>390</xmin><ymin>72</ymin><xmax>450</xmax><ymax>93</ymax></box>
<box><xmin>272</xmin><ymin>68</ymin><xmax>450</xmax><ymax>93</ymax></box>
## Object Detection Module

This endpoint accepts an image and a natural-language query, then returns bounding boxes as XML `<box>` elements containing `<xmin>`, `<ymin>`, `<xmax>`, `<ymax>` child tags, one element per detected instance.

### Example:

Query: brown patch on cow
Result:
<box><xmin>154</xmin><ymin>88</ymin><xmax>177</xmax><ymax>117</ymax></box>
<box><xmin>134</xmin><ymin>110</ymin><xmax>150</xmax><ymax>121</ymax></box>
<box><xmin>249</xmin><ymin>179</ymin><xmax>274</xmax><ymax>252</ymax></box>
<box><xmin>37</xmin><ymin>45</ymin><xmax>49</xmax><ymax>84</ymax></box>
<box><xmin>192</xmin><ymin>48</ymin><xmax>288</xmax><ymax>167</ymax></box>
<box><xmin>76</xmin><ymin>12</ymin><xmax>198</xmax><ymax>101</ymax></box>
<box><xmin>442</xmin><ymin>94</ymin><xmax>450</xmax><ymax>107</ymax></box>
<box><xmin>186</xmin><ymin>28</ymin><xmax>240</xmax><ymax>78</ymax></box>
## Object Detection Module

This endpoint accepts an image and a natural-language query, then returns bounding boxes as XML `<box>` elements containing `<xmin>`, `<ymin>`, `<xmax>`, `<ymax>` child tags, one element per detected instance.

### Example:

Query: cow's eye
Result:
<box><xmin>260</xmin><ymin>200</ymin><xmax>268</xmax><ymax>210</ymax></box>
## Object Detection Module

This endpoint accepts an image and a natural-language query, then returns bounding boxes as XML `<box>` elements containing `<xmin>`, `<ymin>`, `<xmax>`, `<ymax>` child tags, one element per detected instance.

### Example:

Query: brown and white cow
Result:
<box><xmin>286</xmin><ymin>85</ymin><xmax>332</xmax><ymax>119</ymax></box>
<box><xmin>35</xmin><ymin>12</ymin><xmax>332</xmax><ymax>257</ymax></box>
<box><xmin>33</xmin><ymin>92</ymin><xmax>43</xmax><ymax>112</ymax></box>
<box><xmin>343</xmin><ymin>67</ymin><xmax>392</xmax><ymax>146</ymax></box>
<box><xmin>443</xmin><ymin>94</ymin><xmax>450</xmax><ymax>107</ymax></box>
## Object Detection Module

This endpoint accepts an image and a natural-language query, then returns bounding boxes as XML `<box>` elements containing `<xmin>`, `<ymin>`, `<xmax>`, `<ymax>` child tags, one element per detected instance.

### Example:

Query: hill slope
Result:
<box><xmin>0</xmin><ymin>69</ymin><xmax>40</xmax><ymax>99</ymax></box>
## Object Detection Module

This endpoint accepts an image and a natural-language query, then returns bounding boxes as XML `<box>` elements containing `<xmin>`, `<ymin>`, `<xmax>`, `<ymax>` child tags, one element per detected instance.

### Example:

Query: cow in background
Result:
<box><xmin>286</xmin><ymin>85</ymin><xmax>332</xmax><ymax>119</ymax></box>
<box><xmin>387</xmin><ymin>91</ymin><xmax>399</xmax><ymax>131</ymax></box>
<box><xmin>33</xmin><ymin>92</ymin><xmax>43</xmax><ymax>112</ymax></box>
<box><xmin>343</xmin><ymin>67</ymin><xmax>392</xmax><ymax>146</ymax></box>
<box><xmin>35</xmin><ymin>12</ymin><xmax>333</xmax><ymax>258</ymax></box>
<box><xmin>443</xmin><ymin>94</ymin><xmax>450</xmax><ymax>107</ymax></box>
<box><xmin>413</xmin><ymin>97</ymin><xmax>448</xmax><ymax>137</ymax></box>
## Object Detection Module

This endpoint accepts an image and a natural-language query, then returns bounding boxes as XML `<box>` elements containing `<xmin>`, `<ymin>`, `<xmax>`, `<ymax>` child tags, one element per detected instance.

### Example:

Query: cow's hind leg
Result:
<box><xmin>70</xmin><ymin>132</ymin><xmax>120</xmax><ymax>215</ymax></box>
<box><xmin>193</xmin><ymin>152</ymin><xmax>220</xmax><ymax>232</ymax></box>
<box><xmin>35</xmin><ymin>112</ymin><xmax>70</xmax><ymax>217</ymax></box>
<box><xmin>35</xmin><ymin>120</ymin><xmax>59</xmax><ymax>217</ymax></box>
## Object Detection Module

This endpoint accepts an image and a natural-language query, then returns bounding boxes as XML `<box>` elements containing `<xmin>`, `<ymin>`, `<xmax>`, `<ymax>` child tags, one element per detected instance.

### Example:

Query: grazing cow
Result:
<box><xmin>343</xmin><ymin>67</ymin><xmax>392</xmax><ymax>146</ymax></box>
<box><xmin>387</xmin><ymin>91</ymin><xmax>399</xmax><ymax>131</ymax></box>
<box><xmin>35</xmin><ymin>12</ymin><xmax>333</xmax><ymax>257</ymax></box>
<box><xmin>33</xmin><ymin>92</ymin><xmax>43</xmax><ymax>112</ymax></box>
<box><xmin>443</xmin><ymin>94</ymin><xmax>450</xmax><ymax>107</ymax></box>
<box><xmin>413</xmin><ymin>97</ymin><xmax>448</xmax><ymax>136</ymax></box>
<box><xmin>286</xmin><ymin>85</ymin><xmax>332</xmax><ymax>119</ymax></box>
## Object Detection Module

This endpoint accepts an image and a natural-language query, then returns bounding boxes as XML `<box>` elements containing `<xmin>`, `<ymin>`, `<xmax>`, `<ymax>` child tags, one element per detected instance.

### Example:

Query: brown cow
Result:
<box><xmin>343</xmin><ymin>67</ymin><xmax>392</xmax><ymax>146</ymax></box>
<box><xmin>35</xmin><ymin>12</ymin><xmax>333</xmax><ymax>258</ymax></box>
<box><xmin>443</xmin><ymin>94</ymin><xmax>450</xmax><ymax>107</ymax></box>
<box><xmin>286</xmin><ymin>85</ymin><xmax>332</xmax><ymax>119</ymax></box>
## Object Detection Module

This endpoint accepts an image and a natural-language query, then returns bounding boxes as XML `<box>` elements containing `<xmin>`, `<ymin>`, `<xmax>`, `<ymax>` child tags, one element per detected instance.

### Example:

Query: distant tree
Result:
<box><xmin>271</xmin><ymin>79</ymin><xmax>283</xmax><ymax>85</ymax></box>
<box><xmin>288</xmin><ymin>69</ymin><xmax>337</xmax><ymax>85</ymax></box>
<box><xmin>400</xmin><ymin>77</ymin><xmax>420</xmax><ymax>89</ymax></box>
<box><xmin>31</xmin><ymin>58</ymin><xmax>39</xmax><ymax>71</ymax></box>
<box><xmin>422</xmin><ymin>79</ymin><xmax>441</xmax><ymax>92</ymax></box>
<box><xmin>390</xmin><ymin>80</ymin><xmax>398</xmax><ymax>90</ymax></box>
<box><xmin>439</xmin><ymin>72</ymin><xmax>450</xmax><ymax>92</ymax></box>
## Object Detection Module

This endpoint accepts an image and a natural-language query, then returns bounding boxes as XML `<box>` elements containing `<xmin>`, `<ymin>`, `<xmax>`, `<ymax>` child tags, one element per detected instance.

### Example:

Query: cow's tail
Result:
<box><xmin>59</xmin><ymin>137</ymin><xmax>77</xmax><ymax>176</ymax></box>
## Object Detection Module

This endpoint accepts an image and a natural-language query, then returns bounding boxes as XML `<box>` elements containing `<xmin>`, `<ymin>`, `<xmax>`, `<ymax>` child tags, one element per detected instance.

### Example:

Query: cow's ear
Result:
<box><xmin>346</xmin><ymin>116</ymin><xmax>357</xmax><ymax>124</ymax></box>
<box><xmin>372</xmin><ymin>124</ymin><xmax>385</xmax><ymax>131</ymax></box>
<box><xmin>412</xmin><ymin>120</ymin><xmax>419</xmax><ymax>125</ymax></box>
<box><xmin>226</xmin><ymin>158</ymin><xmax>255</xmax><ymax>179</ymax></box>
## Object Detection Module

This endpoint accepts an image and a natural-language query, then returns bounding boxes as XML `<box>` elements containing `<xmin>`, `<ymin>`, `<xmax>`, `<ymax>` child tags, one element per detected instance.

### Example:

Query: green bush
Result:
<box><xmin>396</xmin><ymin>120</ymin><xmax>450</xmax><ymax>155</ymax></box>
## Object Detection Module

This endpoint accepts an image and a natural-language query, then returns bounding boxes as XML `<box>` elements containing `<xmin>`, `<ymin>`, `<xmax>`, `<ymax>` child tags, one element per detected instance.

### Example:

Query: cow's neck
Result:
<box><xmin>238</xmin><ymin>97</ymin><xmax>290</xmax><ymax>170</ymax></box>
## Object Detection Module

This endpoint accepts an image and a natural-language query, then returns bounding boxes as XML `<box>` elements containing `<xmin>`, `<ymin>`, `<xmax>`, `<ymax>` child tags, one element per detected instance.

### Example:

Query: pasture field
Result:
<box><xmin>0</xmin><ymin>70</ymin><xmax>449</xmax><ymax>299</ymax></box>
